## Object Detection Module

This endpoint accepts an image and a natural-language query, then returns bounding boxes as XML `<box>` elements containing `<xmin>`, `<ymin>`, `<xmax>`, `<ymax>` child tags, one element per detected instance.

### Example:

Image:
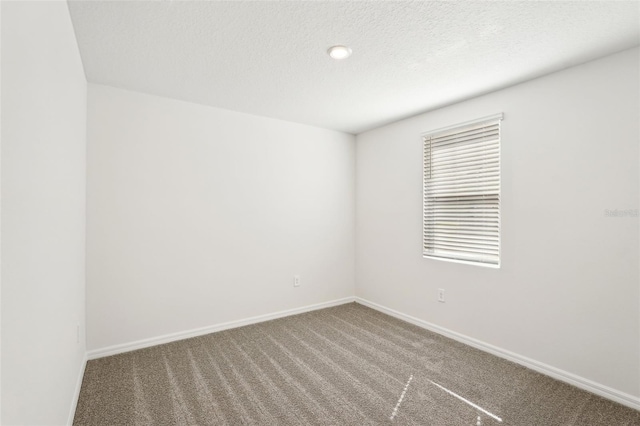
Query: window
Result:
<box><xmin>423</xmin><ymin>114</ymin><xmax>502</xmax><ymax>267</ymax></box>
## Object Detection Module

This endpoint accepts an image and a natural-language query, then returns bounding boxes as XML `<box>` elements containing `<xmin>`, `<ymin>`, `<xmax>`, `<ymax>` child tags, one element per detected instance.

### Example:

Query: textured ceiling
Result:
<box><xmin>68</xmin><ymin>1</ymin><xmax>640</xmax><ymax>134</ymax></box>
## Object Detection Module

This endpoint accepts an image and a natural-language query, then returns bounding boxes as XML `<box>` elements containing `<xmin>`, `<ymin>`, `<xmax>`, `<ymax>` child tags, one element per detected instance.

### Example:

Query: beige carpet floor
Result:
<box><xmin>74</xmin><ymin>302</ymin><xmax>640</xmax><ymax>425</ymax></box>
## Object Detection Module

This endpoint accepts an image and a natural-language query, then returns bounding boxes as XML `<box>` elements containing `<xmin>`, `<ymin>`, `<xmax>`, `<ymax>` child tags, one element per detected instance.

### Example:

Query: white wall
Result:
<box><xmin>356</xmin><ymin>48</ymin><xmax>640</xmax><ymax>398</ymax></box>
<box><xmin>1</xmin><ymin>1</ymin><xmax>4</xmax><ymax>421</ymax></box>
<box><xmin>1</xmin><ymin>2</ymin><xmax>87</xmax><ymax>425</ymax></box>
<box><xmin>86</xmin><ymin>84</ymin><xmax>355</xmax><ymax>351</ymax></box>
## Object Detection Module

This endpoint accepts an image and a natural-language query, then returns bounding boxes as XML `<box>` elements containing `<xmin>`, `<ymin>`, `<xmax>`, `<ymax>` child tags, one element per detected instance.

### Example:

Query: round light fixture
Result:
<box><xmin>327</xmin><ymin>45</ymin><xmax>352</xmax><ymax>60</ymax></box>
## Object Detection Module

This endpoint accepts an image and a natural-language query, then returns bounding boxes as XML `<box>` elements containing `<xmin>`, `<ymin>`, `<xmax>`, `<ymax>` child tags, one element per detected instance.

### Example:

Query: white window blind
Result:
<box><xmin>423</xmin><ymin>114</ymin><xmax>502</xmax><ymax>267</ymax></box>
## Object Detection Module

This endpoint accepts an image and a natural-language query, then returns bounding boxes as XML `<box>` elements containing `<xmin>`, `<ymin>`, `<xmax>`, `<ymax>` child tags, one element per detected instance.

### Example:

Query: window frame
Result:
<box><xmin>422</xmin><ymin>113</ymin><xmax>503</xmax><ymax>268</ymax></box>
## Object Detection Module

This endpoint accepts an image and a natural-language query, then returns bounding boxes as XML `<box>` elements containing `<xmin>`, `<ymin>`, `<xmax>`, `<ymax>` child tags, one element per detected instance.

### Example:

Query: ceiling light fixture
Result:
<box><xmin>327</xmin><ymin>45</ymin><xmax>352</xmax><ymax>60</ymax></box>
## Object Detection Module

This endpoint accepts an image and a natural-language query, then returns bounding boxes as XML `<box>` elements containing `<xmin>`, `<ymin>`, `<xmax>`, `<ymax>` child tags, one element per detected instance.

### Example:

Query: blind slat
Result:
<box><xmin>430</xmin><ymin>149</ymin><xmax>499</xmax><ymax>166</ymax></box>
<box><xmin>430</xmin><ymin>124</ymin><xmax>499</xmax><ymax>144</ymax></box>
<box><xmin>430</xmin><ymin>140</ymin><xmax>499</xmax><ymax>160</ymax></box>
<box><xmin>425</xmin><ymin>234</ymin><xmax>500</xmax><ymax>243</ymax></box>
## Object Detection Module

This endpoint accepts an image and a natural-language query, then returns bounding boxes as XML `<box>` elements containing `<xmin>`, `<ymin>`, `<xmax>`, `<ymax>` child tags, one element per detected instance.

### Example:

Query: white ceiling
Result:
<box><xmin>68</xmin><ymin>1</ymin><xmax>640</xmax><ymax>134</ymax></box>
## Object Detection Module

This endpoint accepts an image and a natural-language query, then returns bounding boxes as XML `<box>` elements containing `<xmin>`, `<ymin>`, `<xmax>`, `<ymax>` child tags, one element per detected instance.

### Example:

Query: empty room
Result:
<box><xmin>1</xmin><ymin>1</ymin><xmax>639</xmax><ymax>425</ymax></box>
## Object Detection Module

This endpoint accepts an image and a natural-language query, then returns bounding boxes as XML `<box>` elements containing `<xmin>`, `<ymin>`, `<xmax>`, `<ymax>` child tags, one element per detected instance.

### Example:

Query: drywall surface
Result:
<box><xmin>1</xmin><ymin>1</ymin><xmax>87</xmax><ymax>424</ymax></box>
<box><xmin>0</xmin><ymin>2</ymin><xmax>3</xmax><ymax>422</ymax></box>
<box><xmin>356</xmin><ymin>48</ymin><xmax>640</xmax><ymax>397</ymax></box>
<box><xmin>86</xmin><ymin>84</ymin><xmax>355</xmax><ymax>351</ymax></box>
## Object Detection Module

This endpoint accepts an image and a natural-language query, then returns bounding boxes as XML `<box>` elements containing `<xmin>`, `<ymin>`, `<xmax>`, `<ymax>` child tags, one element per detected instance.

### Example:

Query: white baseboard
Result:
<box><xmin>67</xmin><ymin>352</ymin><xmax>87</xmax><ymax>426</ymax></box>
<box><xmin>87</xmin><ymin>297</ymin><xmax>356</xmax><ymax>360</ymax></box>
<box><xmin>355</xmin><ymin>297</ymin><xmax>640</xmax><ymax>411</ymax></box>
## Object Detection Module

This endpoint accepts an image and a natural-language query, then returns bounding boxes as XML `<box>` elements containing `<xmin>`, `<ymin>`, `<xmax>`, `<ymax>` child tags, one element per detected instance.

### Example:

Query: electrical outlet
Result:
<box><xmin>294</xmin><ymin>275</ymin><xmax>301</xmax><ymax>287</ymax></box>
<box><xmin>438</xmin><ymin>288</ymin><xmax>445</xmax><ymax>303</ymax></box>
